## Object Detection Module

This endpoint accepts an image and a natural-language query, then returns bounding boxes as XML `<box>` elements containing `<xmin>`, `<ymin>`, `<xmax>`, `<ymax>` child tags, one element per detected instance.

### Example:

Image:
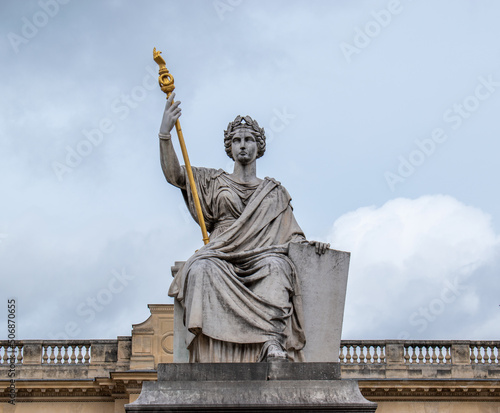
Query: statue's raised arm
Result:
<box><xmin>153</xmin><ymin>48</ymin><xmax>209</xmax><ymax>245</ymax></box>
<box><xmin>158</xmin><ymin>93</ymin><xmax>185</xmax><ymax>189</ymax></box>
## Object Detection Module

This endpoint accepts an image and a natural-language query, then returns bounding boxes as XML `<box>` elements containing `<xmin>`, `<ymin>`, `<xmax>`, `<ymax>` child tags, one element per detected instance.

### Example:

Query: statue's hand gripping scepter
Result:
<box><xmin>153</xmin><ymin>48</ymin><xmax>209</xmax><ymax>245</ymax></box>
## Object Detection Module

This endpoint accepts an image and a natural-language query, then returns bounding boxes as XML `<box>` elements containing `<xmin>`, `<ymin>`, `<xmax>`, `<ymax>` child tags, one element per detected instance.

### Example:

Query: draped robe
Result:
<box><xmin>168</xmin><ymin>167</ymin><xmax>307</xmax><ymax>362</ymax></box>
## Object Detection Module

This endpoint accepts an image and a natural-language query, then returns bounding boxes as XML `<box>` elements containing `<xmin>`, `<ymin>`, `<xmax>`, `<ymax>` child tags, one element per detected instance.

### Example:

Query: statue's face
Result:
<box><xmin>231</xmin><ymin>129</ymin><xmax>258</xmax><ymax>165</ymax></box>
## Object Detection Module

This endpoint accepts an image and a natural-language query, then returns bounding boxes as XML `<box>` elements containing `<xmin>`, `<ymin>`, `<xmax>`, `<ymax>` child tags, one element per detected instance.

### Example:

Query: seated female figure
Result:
<box><xmin>159</xmin><ymin>94</ymin><xmax>328</xmax><ymax>362</ymax></box>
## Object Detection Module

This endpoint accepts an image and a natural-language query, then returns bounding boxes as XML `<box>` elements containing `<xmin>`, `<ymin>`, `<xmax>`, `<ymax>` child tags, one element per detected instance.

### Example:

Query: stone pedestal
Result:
<box><xmin>125</xmin><ymin>362</ymin><xmax>377</xmax><ymax>412</ymax></box>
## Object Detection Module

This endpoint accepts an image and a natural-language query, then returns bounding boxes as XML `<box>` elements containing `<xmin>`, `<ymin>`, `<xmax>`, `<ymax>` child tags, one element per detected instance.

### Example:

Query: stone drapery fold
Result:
<box><xmin>168</xmin><ymin>167</ymin><xmax>307</xmax><ymax>361</ymax></box>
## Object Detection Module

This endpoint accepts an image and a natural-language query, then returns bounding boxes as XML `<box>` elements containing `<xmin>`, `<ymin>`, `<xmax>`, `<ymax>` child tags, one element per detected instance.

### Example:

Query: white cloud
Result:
<box><xmin>329</xmin><ymin>195</ymin><xmax>500</xmax><ymax>340</ymax></box>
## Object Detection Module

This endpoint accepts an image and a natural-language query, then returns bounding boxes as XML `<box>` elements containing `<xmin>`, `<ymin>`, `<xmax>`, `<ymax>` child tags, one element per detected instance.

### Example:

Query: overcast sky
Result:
<box><xmin>1</xmin><ymin>0</ymin><xmax>499</xmax><ymax>342</ymax></box>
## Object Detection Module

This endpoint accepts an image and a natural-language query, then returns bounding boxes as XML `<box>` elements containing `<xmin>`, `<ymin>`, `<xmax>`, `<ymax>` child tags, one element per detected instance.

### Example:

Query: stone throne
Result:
<box><xmin>126</xmin><ymin>244</ymin><xmax>378</xmax><ymax>412</ymax></box>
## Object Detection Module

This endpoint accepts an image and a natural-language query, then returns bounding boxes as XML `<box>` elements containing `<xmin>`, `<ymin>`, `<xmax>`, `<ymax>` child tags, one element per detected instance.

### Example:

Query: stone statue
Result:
<box><xmin>159</xmin><ymin>93</ymin><xmax>329</xmax><ymax>362</ymax></box>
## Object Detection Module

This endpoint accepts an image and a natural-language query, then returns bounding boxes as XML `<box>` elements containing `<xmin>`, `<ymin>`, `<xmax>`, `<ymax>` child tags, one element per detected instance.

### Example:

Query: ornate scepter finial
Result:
<box><xmin>153</xmin><ymin>48</ymin><xmax>175</xmax><ymax>96</ymax></box>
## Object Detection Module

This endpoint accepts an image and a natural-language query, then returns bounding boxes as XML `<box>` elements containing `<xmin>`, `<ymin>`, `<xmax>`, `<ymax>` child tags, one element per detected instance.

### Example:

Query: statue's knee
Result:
<box><xmin>260</xmin><ymin>256</ymin><xmax>291</xmax><ymax>274</ymax></box>
<box><xmin>189</xmin><ymin>258</ymin><xmax>218</xmax><ymax>275</ymax></box>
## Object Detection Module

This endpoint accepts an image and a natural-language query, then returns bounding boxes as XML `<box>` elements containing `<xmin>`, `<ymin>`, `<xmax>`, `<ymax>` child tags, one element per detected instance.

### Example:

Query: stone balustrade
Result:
<box><xmin>470</xmin><ymin>341</ymin><xmax>500</xmax><ymax>364</ymax></box>
<box><xmin>1</xmin><ymin>339</ymin><xmax>498</xmax><ymax>369</ymax></box>
<box><xmin>340</xmin><ymin>340</ymin><xmax>387</xmax><ymax>364</ymax></box>
<box><xmin>40</xmin><ymin>342</ymin><xmax>91</xmax><ymax>364</ymax></box>
<box><xmin>0</xmin><ymin>338</ymin><xmax>132</xmax><ymax>379</ymax></box>
<box><xmin>338</xmin><ymin>340</ymin><xmax>500</xmax><ymax>388</ymax></box>
<box><xmin>2</xmin><ymin>340</ymin><xmax>96</xmax><ymax>365</ymax></box>
<box><xmin>339</xmin><ymin>340</ymin><xmax>499</xmax><ymax>366</ymax></box>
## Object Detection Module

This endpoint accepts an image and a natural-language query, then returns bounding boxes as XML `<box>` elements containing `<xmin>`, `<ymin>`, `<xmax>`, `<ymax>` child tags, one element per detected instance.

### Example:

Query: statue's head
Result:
<box><xmin>224</xmin><ymin>116</ymin><xmax>266</xmax><ymax>160</ymax></box>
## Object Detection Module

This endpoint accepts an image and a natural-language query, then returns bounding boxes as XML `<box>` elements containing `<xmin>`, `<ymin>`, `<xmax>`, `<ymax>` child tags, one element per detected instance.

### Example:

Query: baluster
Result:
<box><xmin>10</xmin><ymin>345</ymin><xmax>16</xmax><ymax>364</ymax></box>
<box><xmin>431</xmin><ymin>346</ymin><xmax>437</xmax><ymax>364</ymax></box>
<box><xmin>445</xmin><ymin>346</ymin><xmax>451</xmax><ymax>364</ymax></box>
<box><xmin>470</xmin><ymin>345</ymin><xmax>476</xmax><ymax>364</ymax></box>
<box><xmin>479</xmin><ymin>346</ymin><xmax>485</xmax><ymax>364</ymax></box>
<box><xmin>70</xmin><ymin>346</ymin><xmax>76</xmax><ymax>364</ymax></box>
<box><xmin>474</xmin><ymin>345</ymin><xmax>480</xmax><ymax>364</ymax></box>
<box><xmin>6</xmin><ymin>345</ymin><xmax>10</xmax><ymax>363</ymax></box>
<box><xmin>16</xmin><ymin>345</ymin><xmax>23</xmax><ymax>364</ymax></box>
<box><xmin>404</xmin><ymin>346</ymin><xmax>410</xmax><ymax>364</ymax></box>
<box><xmin>42</xmin><ymin>345</ymin><xmax>49</xmax><ymax>364</ymax></box>
<box><xmin>487</xmin><ymin>346</ymin><xmax>493</xmax><ymax>364</ymax></box>
<box><xmin>424</xmin><ymin>346</ymin><xmax>431</xmax><ymax>364</ymax></box>
<box><xmin>77</xmin><ymin>345</ymin><xmax>83</xmax><ymax>364</ymax></box>
<box><xmin>410</xmin><ymin>346</ymin><xmax>417</xmax><ymax>364</ymax></box>
<box><xmin>495</xmin><ymin>345</ymin><xmax>499</xmax><ymax>364</ymax></box>
<box><xmin>358</xmin><ymin>346</ymin><xmax>366</xmax><ymax>363</ymax></box>
<box><xmin>438</xmin><ymin>346</ymin><xmax>444</xmax><ymax>364</ymax></box>
<box><xmin>408</xmin><ymin>346</ymin><xmax>417</xmax><ymax>363</ymax></box>
<box><xmin>56</xmin><ymin>345</ymin><xmax>63</xmax><ymax>364</ymax></box>
<box><xmin>84</xmin><ymin>345</ymin><xmax>90</xmax><ymax>363</ymax></box>
<box><xmin>63</xmin><ymin>345</ymin><xmax>69</xmax><ymax>364</ymax></box>
<box><xmin>10</xmin><ymin>345</ymin><xmax>16</xmax><ymax>363</ymax></box>
<box><xmin>352</xmin><ymin>346</ymin><xmax>359</xmax><ymax>364</ymax></box>
<box><xmin>5</xmin><ymin>345</ymin><xmax>12</xmax><ymax>364</ymax></box>
<box><xmin>2</xmin><ymin>345</ymin><xmax>9</xmax><ymax>364</ymax></box>
<box><xmin>49</xmin><ymin>346</ymin><xmax>56</xmax><ymax>364</ymax></box>
<box><xmin>380</xmin><ymin>345</ymin><xmax>386</xmax><ymax>363</ymax></box>
<box><xmin>9</xmin><ymin>345</ymin><xmax>15</xmax><ymax>364</ymax></box>
<box><xmin>417</xmin><ymin>346</ymin><xmax>424</xmax><ymax>364</ymax></box>
<box><xmin>346</xmin><ymin>345</ymin><xmax>352</xmax><ymax>364</ymax></box>
<box><xmin>339</xmin><ymin>346</ymin><xmax>345</xmax><ymax>363</ymax></box>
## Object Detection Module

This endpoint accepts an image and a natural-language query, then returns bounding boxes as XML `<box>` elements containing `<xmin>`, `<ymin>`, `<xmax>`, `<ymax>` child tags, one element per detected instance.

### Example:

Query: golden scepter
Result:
<box><xmin>153</xmin><ymin>48</ymin><xmax>209</xmax><ymax>245</ymax></box>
